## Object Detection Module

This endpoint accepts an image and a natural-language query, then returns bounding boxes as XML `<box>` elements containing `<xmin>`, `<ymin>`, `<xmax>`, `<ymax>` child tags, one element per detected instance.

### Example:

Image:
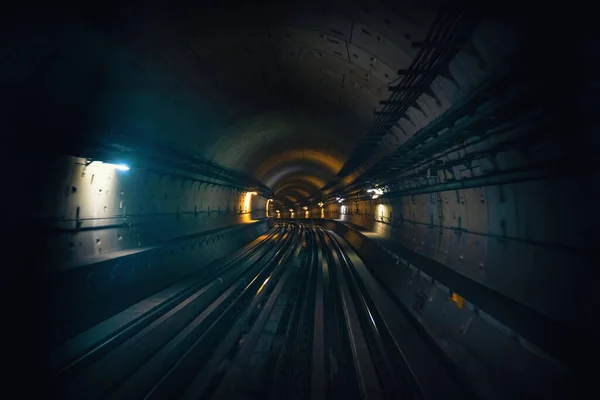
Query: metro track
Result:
<box><xmin>50</xmin><ymin>221</ymin><xmax>469</xmax><ymax>400</ymax></box>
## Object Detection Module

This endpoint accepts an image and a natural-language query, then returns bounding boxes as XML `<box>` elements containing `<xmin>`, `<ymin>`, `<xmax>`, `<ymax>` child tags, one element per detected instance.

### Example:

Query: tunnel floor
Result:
<box><xmin>49</xmin><ymin>221</ymin><xmax>470</xmax><ymax>400</ymax></box>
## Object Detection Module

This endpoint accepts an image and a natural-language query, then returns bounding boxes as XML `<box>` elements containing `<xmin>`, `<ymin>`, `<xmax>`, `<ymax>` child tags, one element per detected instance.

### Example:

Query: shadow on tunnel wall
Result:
<box><xmin>4</xmin><ymin>5</ymin><xmax>117</xmax><ymax>385</ymax></box>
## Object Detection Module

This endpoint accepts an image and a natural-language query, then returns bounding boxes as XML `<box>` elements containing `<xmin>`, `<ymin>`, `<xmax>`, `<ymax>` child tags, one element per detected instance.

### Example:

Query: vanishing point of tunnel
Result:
<box><xmin>4</xmin><ymin>1</ymin><xmax>597</xmax><ymax>399</ymax></box>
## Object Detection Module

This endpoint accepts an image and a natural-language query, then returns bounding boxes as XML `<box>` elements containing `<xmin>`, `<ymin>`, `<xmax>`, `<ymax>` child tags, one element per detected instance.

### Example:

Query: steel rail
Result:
<box><xmin>324</xmin><ymin>229</ymin><xmax>426</xmax><ymax>400</ymax></box>
<box><xmin>51</xmin><ymin>225</ymin><xmax>283</xmax><ymax>379</ymax></box>
<box><xmin>59</xmin><ymin>225</ymin><xmax>294</xmax><ymax>400</ymax></box>
<box><xmin>269</xmin><ymin>227</ymin><xmax>318</xmax><ymax>400</ymax></box>
<box><xmin>137</xmin><ymin>223</ymin><xmax>300</xmax><ymax>400</ymax></box>
<box><xmin>205</xmin><ymin>226</ymin><xmax>306</xmax><ymax>400</ymax></box>
<box><xmin>318</xmin><ymin>226</ymin><xmax>385</xmax><ymax>400</ymax></box>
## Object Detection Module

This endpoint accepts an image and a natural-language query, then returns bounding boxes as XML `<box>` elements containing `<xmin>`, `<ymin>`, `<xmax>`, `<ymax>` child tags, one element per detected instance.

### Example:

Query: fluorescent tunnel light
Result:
<box><xmin>367</xmin><ymin>188</ymin><xmax>383</xmax><ymax>196</ymax></box>
<box><xmin>90</xmin><ymin>161</ymin><xmax>130</xmax><ymax>171</ymax></box>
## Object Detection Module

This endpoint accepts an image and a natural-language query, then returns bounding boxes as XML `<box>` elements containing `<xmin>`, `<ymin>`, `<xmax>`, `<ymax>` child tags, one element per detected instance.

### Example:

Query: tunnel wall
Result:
<box><xmin>35</xmin><ymin>155</ymin><xmax>267</xmax><ymax>268</ymax></box>
<box><xmin>335</xmin><ymin>177</ymin><xmax>592</xmax><ymax>333</ymax></box>
<box><xmin>316</xmin><ymin>218</ymin><xmax>571</xmax><ymax>400</ymax></box>
<box><xmin>34</xmin><ymin>155</ymin><xmax>270</xmax><ymax>344</ymax></box>
<box><xmin>316</xmin><ymin>16</ymin><xmax>592</xmax><ymax>395</ymax></box>
<box><xmin>327</xmin><ymin>14</ymin><xmax>595</xmax><ymax>333</ymax></box>
<box><xmin>330</xmin><ymin>9</ymin><xmax>593</xmax><ymax>328</ymax></box>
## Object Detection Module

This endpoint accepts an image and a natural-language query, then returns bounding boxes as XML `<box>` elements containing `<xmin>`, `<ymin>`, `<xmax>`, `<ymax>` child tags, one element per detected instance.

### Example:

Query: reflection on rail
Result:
<box><xmin>51</xmin><ymin>222</ymin><xmax>469</xmax><ymax>400</ymax></box>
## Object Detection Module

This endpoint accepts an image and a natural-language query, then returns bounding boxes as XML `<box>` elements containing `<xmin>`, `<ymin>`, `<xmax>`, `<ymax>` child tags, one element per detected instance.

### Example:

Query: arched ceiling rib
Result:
<box><xmin>272</xmin><ymin>175</ymin><xmax>328</xmax><ymax>206</ymax></box>
<box><xmin>278</xmin><ymin>187</ymin><xmax>312</xmax><ymax>201</ymax></box>
<box><xmin>208</xmin><ymin>107</ymin><xmax>361</xmax><ymax>174</ymax></box>
<box><xmin>257</xmin><ymin>149</ymin><xmax>344</xmax><ymax>184</ymax></box>
<box><xmin>263</xmin><ymin>160</ymin><xmax>339</xmax><ymax>193</ymax></box>
<box><xmin>274</xmin><ymin>181</ymin><xmax>320</xmax><ymax>200</ymax></box>
<box><xmin>274</xmin><ymin>178</ymin><xmax>324</xmax><ymax>194</ymax></box>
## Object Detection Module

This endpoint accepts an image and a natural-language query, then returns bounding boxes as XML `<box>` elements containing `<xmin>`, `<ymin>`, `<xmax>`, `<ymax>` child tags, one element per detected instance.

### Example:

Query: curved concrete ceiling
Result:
<box><xmin>8</xmin><ymin>0</ymin><xmax>444</xmax><ymax>204</ymax></box>
<box><xmin>166</xmin><ymin>0</ymin><xmax>438</xmax><ymax>200</ymax></box>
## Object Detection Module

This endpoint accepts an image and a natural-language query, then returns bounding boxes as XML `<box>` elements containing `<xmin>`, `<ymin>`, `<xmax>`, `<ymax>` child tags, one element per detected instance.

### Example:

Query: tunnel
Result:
<box><xmin>4</xmin><ymin>1</ymin><xmax>596</xmax><ymax>399</ymax></box>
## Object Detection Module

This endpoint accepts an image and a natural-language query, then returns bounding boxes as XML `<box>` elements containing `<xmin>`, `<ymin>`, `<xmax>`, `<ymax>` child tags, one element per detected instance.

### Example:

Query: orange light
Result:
<box><xmin>451</xmin><ymin>293</ymin><xmax>464</xmax><ymax>308</ymax></box>
<box><xmin>256</xmin><ymin>150</ymin><xmax>343</xmax><ymax>181</ymax></box>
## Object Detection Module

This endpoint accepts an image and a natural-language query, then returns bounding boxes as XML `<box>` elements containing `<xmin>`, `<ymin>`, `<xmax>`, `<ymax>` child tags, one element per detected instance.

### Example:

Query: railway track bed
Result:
<box><xmin>50</xmin><ymin>222</ymin><xmax>467</xmax><ymax>400</ymax></box>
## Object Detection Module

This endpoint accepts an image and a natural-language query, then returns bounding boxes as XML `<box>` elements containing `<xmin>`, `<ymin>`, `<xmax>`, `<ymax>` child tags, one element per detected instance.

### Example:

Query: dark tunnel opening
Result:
<box><xmin>3</xmin><ymin>1</ymin><xmax>597</xmax><ymax>399</ymax></box>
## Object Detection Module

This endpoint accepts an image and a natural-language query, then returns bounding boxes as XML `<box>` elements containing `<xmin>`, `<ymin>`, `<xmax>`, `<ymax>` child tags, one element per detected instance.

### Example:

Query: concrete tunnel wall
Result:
<box><xmin>333</xmin><ymin>178</ymin><xmax>593</xmax><ymax>332</ymax></box>
<box><xmin>316</xmin><ymin>13</ymin><xmax>596</xmax><ymax>334</ymax></box>
<box><xmin>34</xmin><ymin>155</ymin><xmax>270</xmax><ymax>344</ymax></box>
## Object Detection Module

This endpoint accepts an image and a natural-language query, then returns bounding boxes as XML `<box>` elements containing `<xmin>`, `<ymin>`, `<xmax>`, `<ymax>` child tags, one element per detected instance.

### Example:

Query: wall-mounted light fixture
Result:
<box><xmin>88</xmin><ymin>161</ymin><xmax>130</xmax><ymax>171</ymax></box>
<box><xmin>367</xmin><ymin>188</ymin><xmax>383</xmax><ymax>199</ymax></box>
<box><xmin>244</xmin><ymin>191</ymin><xmax>257</xmax><ymax>213</ymax></box>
